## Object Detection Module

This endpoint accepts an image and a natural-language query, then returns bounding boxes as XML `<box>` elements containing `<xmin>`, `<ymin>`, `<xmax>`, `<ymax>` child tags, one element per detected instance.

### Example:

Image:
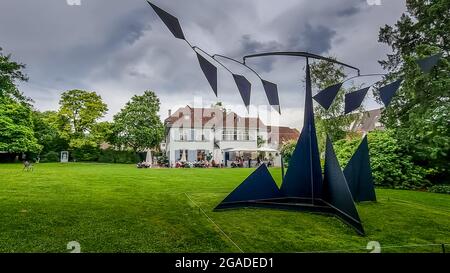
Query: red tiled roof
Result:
<box><xmin>165</xmin><ymin>106</ymin><xmax>266</xmax><ymax>129</ymax></box>
<box><xmin>267</xmin><ymin>126</ymin><xmax>300</xmax><ymax>142</ymax></box>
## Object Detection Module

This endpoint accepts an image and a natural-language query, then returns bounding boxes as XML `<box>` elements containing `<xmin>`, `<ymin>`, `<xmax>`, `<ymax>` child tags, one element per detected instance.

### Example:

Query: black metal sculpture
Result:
<box><xmin>313</xmin><ymin>52</ymin><xmax>442</xmax><ymax>204</ymax></box>
<box><xmin>313</xmin><ymin>83</ymin><xmax>343</xmax><ymax>110</ymax></box>
<box><xmin>344</xmin><ymin>87</ymin><xmax>370</xmax><ymax>114</ymax></box>
<box><xmin>343</xmin><ymin>135</ymin><xmax>376</xmax><ymax>202</ymax></box>
<box><xmin>216</xmin><ymin>53</ymin><xmax>365</xmax><ymax>235</ymax></box>
<box><xmin>146</xmin><ymin>1</ymin><xmax>443</xmax><ymax>235</ymax></box>
<box><xmin>323</xmin><ymin>136</ymin><xmax>364</xmax><ymax>234</ymax></box>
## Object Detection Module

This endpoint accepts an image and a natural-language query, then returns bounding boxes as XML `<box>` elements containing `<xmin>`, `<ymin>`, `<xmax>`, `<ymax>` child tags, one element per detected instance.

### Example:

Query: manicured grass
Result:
<box><xmin>0</xmin><ymin>163</ymin><xmax>448</xmax><ymax>253</ymax></box>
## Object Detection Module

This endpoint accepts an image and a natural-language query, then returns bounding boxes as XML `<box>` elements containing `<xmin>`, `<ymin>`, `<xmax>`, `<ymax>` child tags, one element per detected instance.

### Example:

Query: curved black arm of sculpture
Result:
<box><xmin>243</xmin><ymin>51</ymin><xmax>360</xmax><ymax>75</ymax></box>
<box><xmin>213</xmin><ymin>54</ymin><xmax>264</xmax><ymax>80</ymax></box>
<box><xmin>192</xmin><ymin>46</ymin><xmax>234</xmax><ymax>74</ymax></box>
<box><xmin>342</xmin><ymin>73</ymin><xmax>386</xmax><ymax>85</ymax></box>
<box><xmin>243</xmin><ymin>51</ymin><xmax>361</xmax><ymax>113</ymax></box>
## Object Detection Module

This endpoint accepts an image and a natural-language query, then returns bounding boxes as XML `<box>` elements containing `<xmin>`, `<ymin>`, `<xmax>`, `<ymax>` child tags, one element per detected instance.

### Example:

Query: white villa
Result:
<box><xmin>161</xmin><ymin>105</ymin><xmax>299</xmax><ymax>167</ymax></box>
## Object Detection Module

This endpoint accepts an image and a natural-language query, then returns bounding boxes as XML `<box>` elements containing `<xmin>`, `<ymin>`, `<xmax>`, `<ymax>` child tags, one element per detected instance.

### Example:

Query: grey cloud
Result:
<box><xmin>231</xmin><ymin>0</ymin><xmax>363</xmax><ymax>75</ymax></box>
<box><xmin>286</xmin><ymin>24</ymin><xmax>336</xmax><ymax>54</ymax></box>
<box><xmin>336</xmin><ymin>6</ymin><xmax>361</xmax><ymax>17</ymax></box>
<box><xmin>240</xmin><ymin>35</ymin><xmax>283</xmax><ymax>54</ymax></box>
<box><xmin>238</xmin><ymin>34</ymin><xmax>283</xmax><ymax>72</ymax></box>
<box><xmin>0</xmin><ymin>0</ymin><xmax>406</xmax><ymax>129</ymax></box>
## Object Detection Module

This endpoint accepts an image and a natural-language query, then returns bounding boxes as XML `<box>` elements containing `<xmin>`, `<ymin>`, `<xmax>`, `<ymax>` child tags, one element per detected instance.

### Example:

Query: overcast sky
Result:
<box><xmin>0</xmin><ymin>0</ymin><xmax>406</xmax><ymax>129</ymax></box>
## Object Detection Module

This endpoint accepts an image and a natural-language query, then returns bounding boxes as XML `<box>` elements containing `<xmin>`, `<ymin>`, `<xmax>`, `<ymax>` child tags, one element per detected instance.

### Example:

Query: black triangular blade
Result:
<box><xmin>379</xmin><ymin>79</ymin><xmax>403</xmax><ymax>107</ymax></box>
<box><xmin>147</xmin><ymin>1</ymin><xmax>185</xmax><ymax>40</ymax></box>
<box><xmin>215</xmin><ymin>164</ymin><xmax>282</xmax><ymax>208</ymax></box>
<box><xmin>416</xmin><ymin>52</ymin><xmax>443</xmax><ymax>73</ymax></box>
<box><xmin>323</xmin><ymin>136</ymin><xmax>364</xmax><ymax>235</ymax></box>
<box><xmin>344</xmin><ymin>87</ymin><xmax>370</xmax><ymax>114</ymax></box>
<box><xmin>261</xmin><ymin>79</ymin><xmax>281</xmax><ymax>114</ymax></box>
<box><xmin>232</xmin><ymin>74</ymin><xmax>251</xmax><ymax>108</ymax></box>
<box><xmin>343</xmin><ymin>135</ymin><xmax>376</xmax><ymax>202</ymax></box>
<box><xmin>281</xmin><ymin>64</ymin><xmax>322</xmax><ymax>199</ymax></box>
<box><xmin>313</xmin><ymin>83</ymin><xmax>343</xmax><ymax>110</ymax></box>
<box><xmin>280</xmin><ymin>123</ymin><xmax>323</xmax><ymax>199</ymax></box>
<box><xmin>196</xmin><ymin>53</ymin><xmax>218</xmax><ymax>97</ymax></box>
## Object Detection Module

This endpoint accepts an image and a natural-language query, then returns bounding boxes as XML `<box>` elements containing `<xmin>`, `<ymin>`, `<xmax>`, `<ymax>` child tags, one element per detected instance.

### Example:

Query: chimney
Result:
<box><xmin>168</xmin><ymin>109</ymin><xmax>172</xmax><ymax>117</ymax></box>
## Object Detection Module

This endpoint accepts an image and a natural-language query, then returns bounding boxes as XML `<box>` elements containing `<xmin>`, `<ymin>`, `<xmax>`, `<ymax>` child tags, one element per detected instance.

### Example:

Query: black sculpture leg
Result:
<box><xmin>215</xmin><ymin>164</ymin><xmax>282</xmax><ymax>210</ymax></box>
<box><xmin>280</xmin><ymin>63</ymin><xmax>323</xmax><ymax>200</ymax></box>
<box><xmin>343</xmin><ymin>135</ymin><xmax>376</xmax><ymax>202</ymax></box>
<box><xmin>323</xmin><ymin>136</ymin><xmax>365</xmax><ymax>235</ymax></box>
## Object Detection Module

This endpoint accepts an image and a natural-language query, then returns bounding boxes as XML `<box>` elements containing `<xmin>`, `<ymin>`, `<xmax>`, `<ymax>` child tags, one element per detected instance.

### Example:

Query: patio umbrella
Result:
<box><xmin>146</xmin><ymin>150</ymin><xmax>153</xmax><ymax>164</ymax></box>
<box><xmin>181</xmin><ymin>150</ymin><xmax>187</xmax><ymax>162</ymax></box>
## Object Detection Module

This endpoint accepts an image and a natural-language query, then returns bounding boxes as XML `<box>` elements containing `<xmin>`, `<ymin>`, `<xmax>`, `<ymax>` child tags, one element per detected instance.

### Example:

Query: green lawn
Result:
<box><xmin>0</xmin><ymin>163</ymin><xmax>448</xmax><ymax>253</ymax></box>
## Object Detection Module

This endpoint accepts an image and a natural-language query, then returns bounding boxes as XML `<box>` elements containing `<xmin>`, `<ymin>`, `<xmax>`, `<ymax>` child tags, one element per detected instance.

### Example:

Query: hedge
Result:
<box><xmin>428</xmin><ymin>184</ymin><xmax>450</xmax><ymax>194</ymax></box>
<box><xmin>38</xmin><ymin>148</ymin><xmax>142</xmax><ymax>164</ymax></box>
<box><xmin>334</xmin><ymin>130</ymin><xmax>430</xmax><ymax>189</ymax></box>
<box><xmin>40</xmin><ymin>151</ymin><xmax>60</xmax><ymax>163</ymax></box>
<box><xmin>280</xmin><ymin>130</ymin><xmax>430</xmax><ymax>189</ymax></box>
<box><xmin>97</xmin><ymin>149</ymin><xmax>141</xmax><ymax>164</ymax></box>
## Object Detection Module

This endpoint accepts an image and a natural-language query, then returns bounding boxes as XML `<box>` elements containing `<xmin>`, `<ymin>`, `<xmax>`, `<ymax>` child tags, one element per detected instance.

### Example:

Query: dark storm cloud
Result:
<box><xmin>240</xmin><ymin>35</ymin><xmax>283</xmax><ymax>54</ymax></box>
<box><xmin>337</xmin><ymin>6</ymin><xmax>361</xmax><ymax>17</ymax></box>
<box><xmin>286</xmin><ymin>24</ymin><xmax>336</xmax><ymax>54</ymax></box>
<box><xmin>0</xmin><ymin>0</ymin><xmax>406</xmax><ymax>128</ymax></box>
<box><xmin>238</xmin><ymin>35</ymin><xmax>283</xmax><ymax>72</ymax></box>
<box><xmin>236</xmin><ymin>22</ymin><xmax>338</xmax><ymax>73</ymax></box>
<box><xmin>232</xmin><ymin>0</ymin><xmax>362</xmax><ymax>74</ymax></box>
<box><xmin>0</xmin><ymin>0</ymin><xmax>152</xmax><ymax>89</ymax></box>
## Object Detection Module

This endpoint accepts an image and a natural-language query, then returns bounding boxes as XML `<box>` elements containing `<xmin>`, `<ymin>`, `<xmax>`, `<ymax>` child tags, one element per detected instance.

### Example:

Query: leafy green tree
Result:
<box><xmin>378</xmin><ymin>0</ymin><xmax>450</xmax><ymax>180</ymax></box>
<box><xmin>58</xmin><ymin>89</ymin><xmax>108</xmax><ymax>148</ymax></box>
<box><xmin>0</xmin><ymin>96</ymin><xmax>41</xmax><ymax>153</ymax></box>
<box><xmin>112</xmin><ymin>90</ymin><xmax>164</xmax><ymax>152</ymax></box>
<box><xmin>91</xmin><ymin>121</ymin><xmax>114</xmax><ymax>144</ymax></box>
<box><xmin>56</xmin><ymin>90</ymin><xmax>108</xmax><ymax>161</ymax></box>
<box><xmin>0</xmin><ymin>47</ymin><xmax>31</xmax><ymax>105</ymax></box>
<box><xmin>280</xmin><ymin>139</ymin><xmax>296</xmax><ymax>167</ymax></box>
<box><xmin>310</xmin><ymin>59</ymin><xmax>362</xmax><ymax>149</ymax></box>
<box><xmin>32</xmin><ymin>110</ymin><xmax>68</xmax><ymax>155</ymax></box>
<box><xmin>0</xmin><ymin>47</ymin><xmax>40</xmax><ymax>155</ymax></box>
<box><xmin>59</xmin><ymin>90</ymin><xmax>108</xmax><ymax>137</ymax></box>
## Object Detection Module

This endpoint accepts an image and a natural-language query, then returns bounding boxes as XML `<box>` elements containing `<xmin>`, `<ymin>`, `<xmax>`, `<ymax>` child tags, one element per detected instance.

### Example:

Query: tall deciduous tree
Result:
<box><xmin>0</xmin><ymin>47</ymin><xmax>40</xmax><ymax>154</ymax></box>
<box><xmin>112</xmin><ymin>90</ymin><xmax>164</xmax><ymax>152</ymax></box>
<box><xmin>378</xmin><ymin>0</ymin><xmax>450</xmax><ymax>179</ymax></box>
<box><xmin>32</xmin><ymin>110</ymin><xmax>68</xmax><ymax>154</ymax></box>
<box><xmin>58</xmin><ymin>90</ymin><xmax>108</xmax><ymax>148</ymax></box>
<box><xmin>0</xmin><ymin>47</ymin><xmax>31</xmax><ymax>105</ymax></box>
<box><xmin>0</xmin><ymin>96</ymin><xmax>41</xmax><ymax>154</ymax></box>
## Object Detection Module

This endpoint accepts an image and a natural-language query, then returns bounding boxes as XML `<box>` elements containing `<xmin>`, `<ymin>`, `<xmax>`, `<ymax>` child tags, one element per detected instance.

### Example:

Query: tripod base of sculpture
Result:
<box><xmin>214</xmin><ymin>135</ymin><xmax>366</xmax><ymax>236</ymax></box>
<box><xmin>215</xmin><ymin>196</ymin><xmax>365</xmax><ymax>236</ymax></box>
<box><xmin>215</xmin><ymin>64</ymin><xmax>366</xmax><ymax>236</ymax></box>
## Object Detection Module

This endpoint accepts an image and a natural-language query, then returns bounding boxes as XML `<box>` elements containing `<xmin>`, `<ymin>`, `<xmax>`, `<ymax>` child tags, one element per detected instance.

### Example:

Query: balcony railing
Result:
<box><xmin>173</xmin><ymin>139</ymin><xmax>210</xmax><ymax>142</ymax></box>
<box><xmin>217</xmin><ymin>139</ymin><xmax>255</xmax><ymax>142</ymax></box>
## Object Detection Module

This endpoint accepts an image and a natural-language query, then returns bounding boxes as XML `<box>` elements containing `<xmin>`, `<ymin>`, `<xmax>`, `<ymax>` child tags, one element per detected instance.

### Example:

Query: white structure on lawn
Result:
<box><xmin>60</xmin><ymin>151</ymin><xmax>69</xmax><ymax>163</ymax></box>
<box><xmin>162</xmin><ymin>106</ymin><xmax>299</xmax><ymax>167</ymax></box>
